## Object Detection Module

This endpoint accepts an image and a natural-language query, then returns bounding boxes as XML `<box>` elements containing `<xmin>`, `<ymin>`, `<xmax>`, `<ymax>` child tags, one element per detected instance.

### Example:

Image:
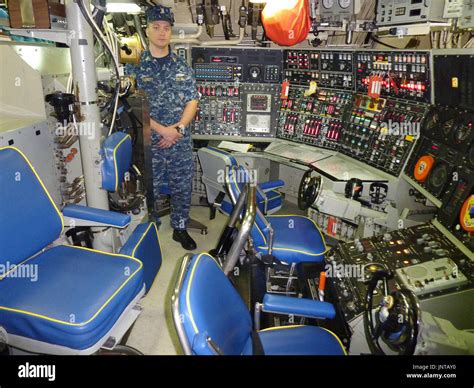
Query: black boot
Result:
<box><xmin>173</xmin><ymin>230</ymin><xmax>197</xmax><ymax>250</ymax></box>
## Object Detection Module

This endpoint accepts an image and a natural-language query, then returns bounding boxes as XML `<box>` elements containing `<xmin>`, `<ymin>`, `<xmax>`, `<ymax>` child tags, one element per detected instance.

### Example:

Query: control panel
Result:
<box><xmin>241</xmin><ymin>83</ymin><xmax>281</xmax><ymax>138</ymax></box>
<box><xmin>406</xmin><ymin>137</ymin><xmax>461</xmax><ymax>199</ymax></box>
<box><xmin>192</xmin><ymin>47</ymin><xmax>283</xmax><ymax>83</ymax></box>
<box><xmin>191</xmin><ymin>47</ymin><xmax>282</xmax><ymax>137</ymax></box>
<box><xmin>433</xmin><ymin>53</ymin><xmax>474</xmax><ymax>110</ymax></box>
<box><xmin>376</xmin><ymin>0</ymin><xmax>446</xmax><ymax>26</ymax></box>
<box><xmin>355</xmin><ymin>51</ymin><xmax>431</xmax><ymax>103</ymax></box>
<box><xmin>437</xmin><ymin>167</ymin><xmax>473</xmax><ymax>251</ymax></box>
<box><xmin>193</xmin><ymin>82</ymin><xmax>242</xmax><ymax>136</ymax></box>
<box><xmin>396</xmin><ymin>257</ymin><xmax>468</xmax><ymax>296</ymax></box>
<box><xmin>340</xmin><ymin>95</ymin><xmax>428</xmax><ymax>176</ymax></box>
<box><xmin>283</xmin><ymin>50</ymin><xmax>353</xmax><ymax>90</ymax></box>
<box><xmin>405</xmin><ymin>106</ymin><xmax>473</xmax><ymax>203</ymax></box>
<box><xmin>194</xmin><ymin>62</ymin><xmax>243</xmax><ymax>82</ymax></box>
<box><xmin>277</xmin><ymin>86</ymin><xmax>352</xmax><ymax>150</ymax></box>
<box><xmin>284</xmin><ymin>50</ymin><xmax>320</xmax><ymax>71</ymax></box>
<box><xmin>460</xmin><ymin>0</ymin><xmax>474</xmax><ymax>29</ymax></box>
<box><xmin>283</xmin><ymin>50</ymin><xmax>319</xmax><ymax>86</ymax></box>
<box><xmin>193</xmin><ymin>82</ymin><xmax>280</xmax><ymax>138</ymax></box>
<box><xmin>403</xmin><ymin>106</ymin><xmax>473</xmax><ymax>251</ymax></box>
<box><xmin>190</xmin><ymin>48</ymin><xmax>436</xmax><ymax>141</ymax></box>
<box><xmin>320</xmin><ymin>51</ymin><xmax>354</xmax><ymax>90</ymax></box>
<box><xmin>319</xmin><ymin>0</ymin><xmax>359</xmax><ymax>20</ymax></box>
<box><xmin>328</xmin><ymin>223</ymin><xmax>474</xmax><ymax>323</ymax></box>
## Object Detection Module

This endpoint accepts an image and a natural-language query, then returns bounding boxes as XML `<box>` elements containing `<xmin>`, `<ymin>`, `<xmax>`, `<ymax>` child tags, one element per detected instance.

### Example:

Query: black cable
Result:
<box><xmin>108</xmin><ymin>166</ymin><xmax>145</xmax><ymax>212</ymax></box>
<box><xmin>369</xmin><ymin>34</ymin><xmax>400</xmax><ymax>49</ymax></box>
<box><xmin>91</xmin><ymin>227</ymin><xmax>111</xmax><ymax>234</ymax></box>
<box><xmin>226</xmin><ymin>0</ymin><xmax>235</xmax><ymax>37</ymax></box>
<box><xmin>118</xmin><ymin>96</ymin><xmax>140</xmax><ymax>145</ymax></box>
<box><xmin>187</xmin><ymin>0</ymin><xmax>195</xmax><ymax>24</ymax></box>
<box><xmin>221</xmin><ymin>10</ymin><xmax>230</xmax><ymax>40</ymax></box>
<box><xmin>363</xmin><ymin>32</ymin><xmax>371</xmax><ymax>46</ymax></box>
<box><xmin>92</xmin><ymin>0</ymin><xmax>106</xmax><ymax>27</ymax></box>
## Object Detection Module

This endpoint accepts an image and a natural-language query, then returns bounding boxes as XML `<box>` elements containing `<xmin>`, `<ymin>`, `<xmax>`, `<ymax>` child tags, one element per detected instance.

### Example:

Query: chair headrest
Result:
<box><xmin>227</xmin><ymin>165</ymin><xmax>253</xmax><ymax>198</ymax></box>
<box><xmin>101</xmin><ymin>132</ymin><xmax>132</xmax><ymax>192</ymax></box>
<box><xmin>201</xmin><ymin>146</ymin><xmax>238</xmax><ymax>166</ymax></box>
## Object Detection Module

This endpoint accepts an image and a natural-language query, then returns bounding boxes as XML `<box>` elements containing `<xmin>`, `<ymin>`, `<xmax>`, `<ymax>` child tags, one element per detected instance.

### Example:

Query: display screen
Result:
<box><xmin>247</xmin><ymin>94</ymin><xmax>271</xmax><ymax>112</ymax></box>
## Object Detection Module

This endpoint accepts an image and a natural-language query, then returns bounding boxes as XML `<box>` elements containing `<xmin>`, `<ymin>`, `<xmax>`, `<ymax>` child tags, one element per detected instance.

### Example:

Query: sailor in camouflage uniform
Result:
<box><xmin>134</xmin><ymin>5</ymin><xmax>200</xmax><ymax>250</ymax></box>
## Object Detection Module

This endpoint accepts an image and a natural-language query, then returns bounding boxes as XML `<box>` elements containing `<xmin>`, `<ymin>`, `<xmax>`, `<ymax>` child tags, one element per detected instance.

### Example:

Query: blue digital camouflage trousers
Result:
<box><xmin>151</xmin><ymin>139</ymin><xmax>194</xmax><ymax>230</ymax></box>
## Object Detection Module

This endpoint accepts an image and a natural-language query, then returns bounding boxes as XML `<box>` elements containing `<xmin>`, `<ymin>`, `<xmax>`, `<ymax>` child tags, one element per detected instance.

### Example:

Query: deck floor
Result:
<box><xmin>126</xmin><ymin>200</ymin><xmax>305</xmax><ymax>354</ymax></box>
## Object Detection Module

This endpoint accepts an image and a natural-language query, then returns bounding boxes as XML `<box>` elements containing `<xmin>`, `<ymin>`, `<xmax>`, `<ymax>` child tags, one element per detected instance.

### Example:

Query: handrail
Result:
<box><xmin>213</xmin><ymin>171</ymin><xmax>248</xmax><ymax>260</ymax></box>
<box><xmin>223</xmin><ymin>183</ymin><xmax>257</xmax><ymax>276</ymax></box>
<box><xmin>226</xmin><ymin>165</ymin><xmax>274</xmax><ymax>256</ymax></box>
<box><xmin>225</xmin><ymin>165</ymin><xmax>238</xmax><ymax>206</ymax></box>
<box><xmin>171</xmin><ymin>253</ymin><xmax>195</xmax><ymax>355</ymax></box>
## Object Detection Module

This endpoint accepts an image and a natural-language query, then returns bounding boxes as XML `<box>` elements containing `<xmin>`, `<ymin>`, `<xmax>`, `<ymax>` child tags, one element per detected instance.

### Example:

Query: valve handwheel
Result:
<box><xmin>363</xmin><ymin>268</ymin><xmax>421</xmax><ymax>355</ymax></box>
<box><xmin>298</xmin><ymin>169</ymin><xmax>322</xmax><ymax>210</ymax></box>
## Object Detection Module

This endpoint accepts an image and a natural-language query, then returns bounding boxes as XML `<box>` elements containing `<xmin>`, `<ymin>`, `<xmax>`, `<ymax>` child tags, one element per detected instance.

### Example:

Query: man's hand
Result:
<box><xmin>157</xmin><ymin>138</ymin><xmax>174</xmax><ymax>148</ymax></box>
<box><xmin>157</xmin><ymin>125</ymin><xmax>182</xmax><ymax>148</ymax></box>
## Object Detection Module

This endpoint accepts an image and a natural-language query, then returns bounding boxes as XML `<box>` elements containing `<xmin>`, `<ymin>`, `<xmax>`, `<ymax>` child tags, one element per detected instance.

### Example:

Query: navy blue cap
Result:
<box><xmin>146</xmin><ymin>5</ymin><xmax>175</xmax><ymax>26</ymax></box>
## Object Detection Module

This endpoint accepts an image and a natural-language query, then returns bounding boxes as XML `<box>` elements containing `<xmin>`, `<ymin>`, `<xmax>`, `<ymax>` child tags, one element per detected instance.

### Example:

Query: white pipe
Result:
<box><xmin>173</xmin><ymin>27</ymin><xmax>245</xmax><ymax>46</ymax></box>
<box><xmin>201</xmin><ymin>27</ymin><xmax>245</xmax><ymax>46</ymax></box>
<box><xmin>65</xmin><ymin>0</ymin><xmax>110</xmax><ymax>252</ymax></box>
<box><xmin>170</xmin><ymin>25</ymin><xmax>203</xmax><ymax>42</ymax></box>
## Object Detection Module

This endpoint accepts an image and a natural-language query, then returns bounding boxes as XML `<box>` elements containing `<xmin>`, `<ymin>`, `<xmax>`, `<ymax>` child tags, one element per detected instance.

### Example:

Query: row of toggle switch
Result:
<box><xmin>198</xmin><ymin>85</ymin><xmax>240</xmax><ymax>98</ymax></box>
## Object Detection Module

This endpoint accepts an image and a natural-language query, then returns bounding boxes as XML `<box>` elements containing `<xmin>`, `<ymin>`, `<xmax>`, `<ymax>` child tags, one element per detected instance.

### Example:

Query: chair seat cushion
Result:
<box><xmin>0</xmin><ymin>245</ymin><xmax>143</xmax><ymax>351</ymax></box>
<box><xmin>258</xmin><ymin>325</ymin><xmax>346</xmax><ymax>355</ymax></box>
<box><xmin>256</xmin><ymin>215</ymin><xmax>327</xmax><ymax>264</ymax></box>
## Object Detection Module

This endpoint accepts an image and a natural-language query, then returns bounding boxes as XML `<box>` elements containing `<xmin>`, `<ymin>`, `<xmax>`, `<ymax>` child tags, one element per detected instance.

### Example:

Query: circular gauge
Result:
<box><xmin>322</xmin><ymin>0</ymin><xmax>335</xmax><ymax>8</ymax></box>
<box><xmin>423</xmin><ymin>107</ymin><xmax>440</xmax><ymax>133</ymax></box>
<box><xmin>414</xmin><ymin>155</ymin><xmax>434</xmax><ymax>183</ymax></box>
<box><xmin>454</xmin><ymin>124</ymin><xmax>472</xmax><ymax>144</ymax></box>
<box><xmin>248</xmin><ymin>65</ymin><xmax>261</xmax><ymax>80</ymax></box>
<box><xmin>460</xmin><ymin>195</ymin><xmax>474</xmax><ymax>232</ymax></box>
<box><xmin>338</xmin><ymin>0</ymin><xmax>352</xmax><ymax>9</ymax></box>
<box><xmin>441</xmin><ymin>118</ymin><xmax>455</xmax><ymax>137</ymax></box>
<box><xmin>468</xmin><ymin>145</ymin><xmax>474</xmax><ymax>168</ymax></box>
<box><xmin>453</xmin><ymin>117</ymin><xmax>473</xmax><ymax>145</ymax></box>
<box><xmin>438</xmin><ymin>107</ymin><xmax>456</xmax><ymax>137</ymax></box>
<box><xmin>427</xmin><ymin>163</ymin><xmax>448</xmax><ymax>192</ymax></box>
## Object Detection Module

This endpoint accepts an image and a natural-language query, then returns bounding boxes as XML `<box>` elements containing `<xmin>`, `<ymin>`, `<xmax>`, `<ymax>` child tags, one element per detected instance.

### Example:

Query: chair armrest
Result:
<box><xmin>258</xmin><ymin>180</ymin><xmax>285</xmax><ymax>193</ymax></box>
<box><xmin>262</xmin><ymin>294</ymin><xmax>335</xmax><ymax>320</ymax></box>
<box><xmin>63</xmin><ymin>204</ymin><xmax>131</xmax><ymax>228</ymax></box>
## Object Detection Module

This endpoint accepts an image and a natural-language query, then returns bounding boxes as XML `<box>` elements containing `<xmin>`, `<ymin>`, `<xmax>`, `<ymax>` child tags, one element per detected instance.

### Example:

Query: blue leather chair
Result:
<box><xmin>227</xmin><ymin>165</ymin><xmax>328</xmax><ymax>266</ymax></box>
<box><xmin>172</xmin><ymin>253</ymin><xmax>346</xmax><ymax>355</ymax></box>
<box><xmin>62</xmin><ymin>132</ymin><xmax>162</xmax><ymax>295</ymax></box>
<box><xmin>0</xmin><ymin>146</ymin><xmax>150</xmax><ymax>354</ymax></box>
<box><xmin>198</xmin><ymin>146</ymin><xmax>284</xmax><ymax>217</ymax></box>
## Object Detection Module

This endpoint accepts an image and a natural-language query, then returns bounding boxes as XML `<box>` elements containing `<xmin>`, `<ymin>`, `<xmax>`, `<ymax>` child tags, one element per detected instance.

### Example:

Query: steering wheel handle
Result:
<box><xmin>363</xmin><ymin>269</ymin><xmax>420</xmax><ymax>355</ymax></box>
<box><xmin>298</xmin><ymin>170</ymin><xmax>322</xmax><ymax>210</ymax></box>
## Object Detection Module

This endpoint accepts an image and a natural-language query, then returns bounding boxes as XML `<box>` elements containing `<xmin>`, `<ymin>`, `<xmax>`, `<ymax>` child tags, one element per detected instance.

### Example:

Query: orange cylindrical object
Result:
<box><xmin>319</xmin><ymin>271</ymin><xmax>326</xmax><ymax>291</ymax></box>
